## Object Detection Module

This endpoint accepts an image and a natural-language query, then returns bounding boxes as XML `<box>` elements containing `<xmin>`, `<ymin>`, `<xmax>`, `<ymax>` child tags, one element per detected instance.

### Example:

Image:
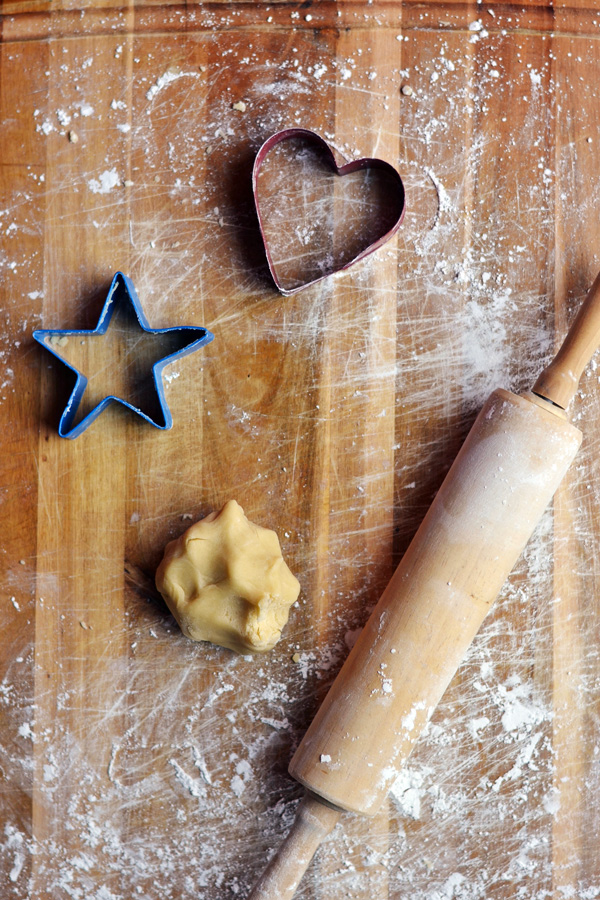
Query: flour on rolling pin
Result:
<box><xmin>247</xmin><ymin>272</ymin><xmax>600</xmax><ymax>900</ymax></box>
<box><xmin>156</xmin><ymin>500</ymin><xmax>300</xmax><ymax>654</ymax></box>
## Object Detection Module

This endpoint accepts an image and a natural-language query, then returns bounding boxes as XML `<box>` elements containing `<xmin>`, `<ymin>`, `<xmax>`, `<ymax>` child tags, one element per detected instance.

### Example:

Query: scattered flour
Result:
<box><xmin>146</xmin><ymin>68</ymin><xmax>200</xmax><ymax>103</ymax></box>
<box><xmin>87</xmin><ymin>168</ymin><xmax>121</xmax><ymax>194</ymax></box>
<box><xmin>389</xmin><ymin>765</ymin><xmax>432</xmax><ymax>820</ymax></box>
<box><xmin>169</xmin><ymin>758</ymin><xmax>208</xmax><ymax>801</ymax></box>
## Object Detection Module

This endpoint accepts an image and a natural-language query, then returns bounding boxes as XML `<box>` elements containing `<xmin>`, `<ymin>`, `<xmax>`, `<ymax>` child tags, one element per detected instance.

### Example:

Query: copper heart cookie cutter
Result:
<box><xmin>252</xmin><ymin>128</ymin><xmax>406</xmax><ymax>295</ymax></box>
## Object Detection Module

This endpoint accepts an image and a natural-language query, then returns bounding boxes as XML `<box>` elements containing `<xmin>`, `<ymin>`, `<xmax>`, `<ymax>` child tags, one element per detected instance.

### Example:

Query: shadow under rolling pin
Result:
<box><xmin>247</xmin><ymin>271</ymin><xmax>600</xmax><ymax>900</ymax></box>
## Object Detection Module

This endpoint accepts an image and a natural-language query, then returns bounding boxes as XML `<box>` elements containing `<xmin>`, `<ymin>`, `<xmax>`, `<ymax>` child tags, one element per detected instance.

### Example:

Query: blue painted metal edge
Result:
<box><xmin>33</xmin><ymin>271</ymin><xmax>214</xmax><ymax>439</ymax></box>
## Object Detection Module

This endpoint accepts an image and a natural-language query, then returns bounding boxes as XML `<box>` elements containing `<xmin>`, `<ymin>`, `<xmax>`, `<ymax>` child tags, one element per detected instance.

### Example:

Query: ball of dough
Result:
<box><xmin>156</xmin><ymin>500</ymin><xmax>301</xmax><ymax>654</ymax></box>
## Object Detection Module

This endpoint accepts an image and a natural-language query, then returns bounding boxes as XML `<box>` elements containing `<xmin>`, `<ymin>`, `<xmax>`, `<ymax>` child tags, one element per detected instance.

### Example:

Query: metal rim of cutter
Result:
<box><xmin>33</xmin><ymin>271</ymin><xmax>214</xmax><ymax>439</ymax></box>
<box><xmin>252</xmin><ymin>127</ymin><xmax>406</xmax><ymax>295</ymax></box>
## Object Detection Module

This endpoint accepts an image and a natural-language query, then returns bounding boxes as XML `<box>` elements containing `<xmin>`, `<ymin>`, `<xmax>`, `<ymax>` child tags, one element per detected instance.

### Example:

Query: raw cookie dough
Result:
<box><xmin>156</xmin><ymin>500</ymin><xmax>300</xmax><ymax>654</ymax></box>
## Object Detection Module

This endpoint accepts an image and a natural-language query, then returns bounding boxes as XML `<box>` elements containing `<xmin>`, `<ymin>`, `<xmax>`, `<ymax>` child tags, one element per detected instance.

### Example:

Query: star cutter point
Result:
<box><xmin>33</xmin><ymin>272</ymin><xmax>214</xmax><ymax>439</ymax></box>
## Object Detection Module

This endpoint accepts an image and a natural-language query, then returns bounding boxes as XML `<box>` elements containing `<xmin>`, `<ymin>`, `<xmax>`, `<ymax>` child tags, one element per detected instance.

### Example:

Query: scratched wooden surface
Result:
<box><xmin>1</xmin><ymin>2</ymin><xmax>600</xmax><ymax>899</ymax></box>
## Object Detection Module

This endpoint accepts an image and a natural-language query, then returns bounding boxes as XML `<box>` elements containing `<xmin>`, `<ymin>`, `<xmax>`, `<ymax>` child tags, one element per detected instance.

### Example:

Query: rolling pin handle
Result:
<box><xmin>533</xmin><ymin>270</ymin><xmax>600</xmax><ymax>409</ymax></box>
<box><xmin>246</xmin><ymin>792</ymin><xmax>341</xmax><ymax>900</ymax></box>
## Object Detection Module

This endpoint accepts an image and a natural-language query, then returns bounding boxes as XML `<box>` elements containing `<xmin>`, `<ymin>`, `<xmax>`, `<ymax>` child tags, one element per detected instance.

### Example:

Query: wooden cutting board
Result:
<box><xmin>1</xmin><ymin>2</ymin><xmax>599</xmax><ymax>898</ymax></box>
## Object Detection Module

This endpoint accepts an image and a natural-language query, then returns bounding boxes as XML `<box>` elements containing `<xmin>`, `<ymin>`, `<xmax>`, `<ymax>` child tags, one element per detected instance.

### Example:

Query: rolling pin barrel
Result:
<box><xmin>288</xmin><ymin>388</ymin><xmax>581</xmax><ymax>814</ymax></box>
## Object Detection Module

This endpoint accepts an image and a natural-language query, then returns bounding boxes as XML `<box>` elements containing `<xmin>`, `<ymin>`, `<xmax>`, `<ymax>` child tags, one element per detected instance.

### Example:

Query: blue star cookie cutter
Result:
<box><xmin>33</xmin><ymin>271</ymin><xmax>214</xmax><ymax>439</ymax></box>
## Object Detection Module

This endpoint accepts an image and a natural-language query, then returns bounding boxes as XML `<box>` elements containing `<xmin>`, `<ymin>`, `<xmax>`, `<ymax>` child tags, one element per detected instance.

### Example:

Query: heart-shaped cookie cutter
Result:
<box><xmin>252</xmin><ymin>128</ymin><xmax>406</xmax><ymax>295</ymax></box>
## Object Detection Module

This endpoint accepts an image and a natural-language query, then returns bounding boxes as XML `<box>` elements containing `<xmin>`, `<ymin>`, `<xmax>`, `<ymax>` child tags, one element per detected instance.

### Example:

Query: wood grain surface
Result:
<box><xmin>1</xmin><ymin>2</ymin><xmax>599</xmax><ymax>899</ymax></box>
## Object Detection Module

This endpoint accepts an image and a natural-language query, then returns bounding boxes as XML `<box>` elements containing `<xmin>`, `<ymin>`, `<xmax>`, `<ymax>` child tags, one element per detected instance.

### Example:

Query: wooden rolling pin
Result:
<box><xmin>247</xmin><ymin>272</ymin><xmax>600</xmax><ymax>900</ymax></box>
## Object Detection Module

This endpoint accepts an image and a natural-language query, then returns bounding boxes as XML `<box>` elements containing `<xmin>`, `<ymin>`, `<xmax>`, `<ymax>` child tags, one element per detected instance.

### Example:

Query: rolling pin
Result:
<box><xmin>247</xmin><ymin>273</ymin><xmax>600</xmax><ymax>900</ymax></box>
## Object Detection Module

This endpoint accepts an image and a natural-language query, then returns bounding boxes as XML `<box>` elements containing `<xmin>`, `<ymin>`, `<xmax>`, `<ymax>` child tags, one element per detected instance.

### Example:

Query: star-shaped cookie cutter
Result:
<box><xmin>33</xmin><ymin>271</ymin><xmax>214</xmax><ymax>439</ymax></box>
